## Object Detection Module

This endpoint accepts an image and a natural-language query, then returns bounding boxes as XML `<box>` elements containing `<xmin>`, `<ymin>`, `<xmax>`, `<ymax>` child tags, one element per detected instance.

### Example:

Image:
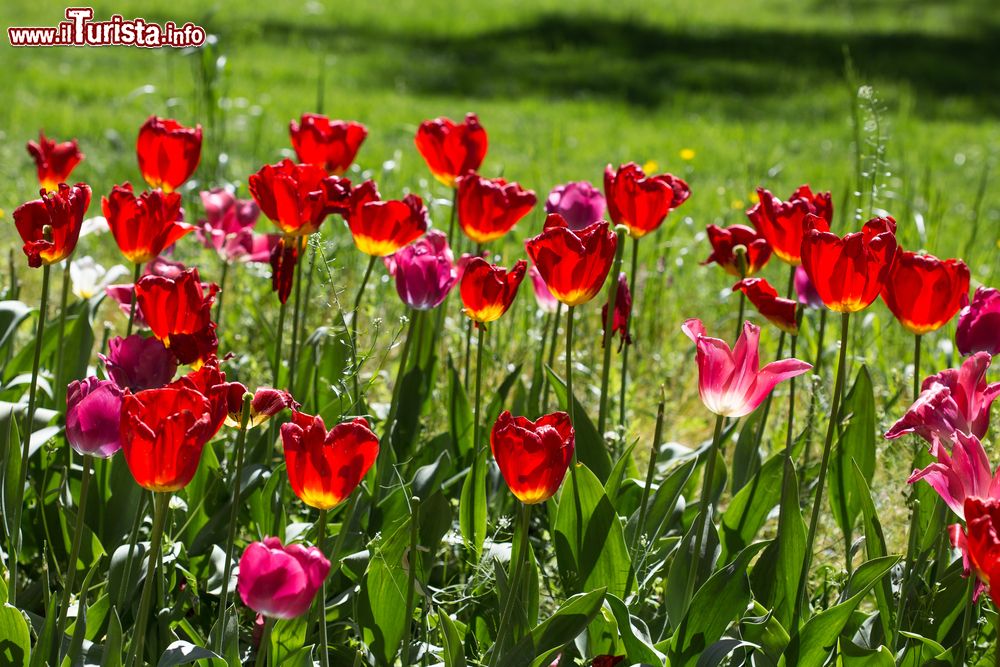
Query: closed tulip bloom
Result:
<box><xmin>415</xmin><ymin>113</ymin><xmax>488</xmax><ymax>187</ymax></box>
<box><xmin>460</xmin><ymin>258</ymin><xmax>527</xmax><ymax>327</ymax></box>
<box><xmin>682</xmin><ymin>319</ymin><xmax>812</xmax><ymax>418</ymax></box>
<box><xmin>963</xmin><ymin>497</ymin><xmax>1000</xmax><ymax>606</ymax></box>
<box><xmin>237</xmin><ymin>537</ymin><xmax>330</xmax><ymax>620</ymax></box>
<box><xmin>120</xmin><ymin>386</ymin><xmax>217</xmax><ymax>491</ymax></box>
<box><xmin>885</xmin><ymin>352</ymin><xmax>1000</xmax><ymax>443</ymax></box>
<box><xmin>66</xmin><ymin>377</ymin><xmax>123</xmax><ymax>458</ymax></box>
<box><xmin>103</xmin><ymin>183</ymin><xmax>189</xmax><ymax>264</ymax></box>
<box><xmin>27</xmin><ymin>131</ymin><xmax>84</xmax><ymax>192</ymax></box>
<box><xmin>347</xmin><ymin>190</ymin><xmax>429</xmax><ymax>257</ymax></box>
<box><xmin>604</xmin><ymin>162</ymin><xmax>690</xmax><ymax>238</ymax></box>
<box><xmin>456</xmin><ymin>174</ymin><xmax>536</xmax><ymax>244</ymax></box>
<box><xmin>249</xmin><ymin>159</ymin><xmax>350</xmax><ymax>236</ymax></box>
<box><xmin>881</xmin><ymin>249</ymin><xmax>969</xmax><ymax>335</ymax></box>
<box><xmin>794</xmin><ymin>265</ymin><xmax>824</xmax><ymax>309</ymax></box>
<box><xmin>383</xmin><ymin>230</ymin><xmax>458</xmax><ymax>310</ymax></box>
<box><xmin>525</xmin><ymin>214</ymin><xmax>618</xmax><ymax>306</ymax></box>
<box><xmin>195</xmin><ymin>188</ymin><xmax>276</xmax><ymax>264</ymax></box>
<box><xmin>957</xmin><ymin>287</ymin><xmax>1000</xmax><ymax>357</ymax></box>
<box><xmin>134</xmin><ymin>268</ymin><xmax>219</xmax><ymax>366</ymax></box>
<box><xmin>733</xmin><ymin>278</ymin><xmax>799</xmax><ymax>335</ymax></box>
<box><xmin>136</xmin><ymin>116</ymin><xmax>202</xmax><ymax>192</ymax></box>
<box><xmin>545</xmin><ymin>181</ymin><xmax>606</xmax><ymax>231</ymax></box>
<box><xmin>281</xmin><ymin>413</ymin><xmax>379</xmax><ymax>510</ymax></box>
<box><xmin>702</xmin><ymin>224</ymin><xmax>771</xmax><ymax>277</ymax></box>
<box><xmin>269</xmin><ymin>238</ymin><xmax>299</xmax><ymax>305</ymax></box>
<box><xmin>746</xmin><ymin>185</ymin><xmax>832</xmax><ymax>265</ymax></box>
<box><xmin>290</xmin><ymin>114</ymin><xmax>367</xmax><ymax>175</ymax></box>
<box><xmin>70</xmin><ymin>256</ymin><xmax>128</xmax><ymax>299</ymax></box>
<box><xmin>104</xmin><ymin>256</ymin><xmax>190</xmax><ymax>325</ymax></box>
<box><xmin>801</xmin><ymin>214</ymin><xmax>897</xmax><ymax>313</ymax></box>
<box><xmin>528</xmin><ymin>266</ymin><xmax>559</xmax><ymax>314</ymax></box>
<box><xmin>491</xmin><ymin>411</ymin><xmax>574</xmax><ymax>504</ymax></box>
<box><xmin>601</xmin><ymin>272</ymin><xmax>633</xmax><ymax>348</ymax></box>
<box><xmin>909</xmin><ymin>432</ymin><xmax>1000</xmax><ymax>521</ymax></box>
<box><xmin>13</xmin><ymin>183</ymin><xmax>91</xmax><ymax>268</ymax></box>
<box><xmin>223</xmin><ymin>386</ymin><xmax>298</xmax><ymax>429</ymax></box>
<box><xmin>99</xmin><ymin>335</ymin><xmax>178</xmax><ymax>392</ymax></box>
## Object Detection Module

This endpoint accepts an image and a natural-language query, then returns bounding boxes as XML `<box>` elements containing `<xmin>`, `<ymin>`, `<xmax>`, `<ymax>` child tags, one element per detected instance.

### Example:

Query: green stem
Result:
<box><xmin>618</xmin><ymin>237</ymin><xmax>640</xmax><ymax>426</ymax></box>
<box><xmin>793</xmin><ymin>311</ymin><xmax>851</xmax><ymax>630</ymax></box>
<box><xmin>399</xmin><ymin>496</ymin><xmax>421</xmax><ymax>665</ymax></box>
<box><xmin>375</xmin><ymin>311</ymin><xmax>418</xmax><ymax>501</ymax></box>
<box><xmin>565</xmin><ymin>306</ymin><xmax>576</xmax><ymax>459</ymax></box>
<box><xmin>54</xmin><ymin>259</ymin><xmax>71</xmax><ymax>399</ymax></box>
<box><xmin>51</xmin><ymin>454</ymin><xmax>92</xmax><ymax>664</ymax></box>
<box><xmin>127</xmin><ymin>492</ymin><xmax>169</xmax><ymax>667</ymax></box>
<box><xmin>259</xmin><ymin>616</ymin><xmax>275</xmax><ymax>667</ymax></box>
<box><xmin>953</xmin><ymin>560</ymin><xmax>976</xmax><ymax>666</ymax></box>
<box><xmin>115</xmin><ymin>493</ymin><xmax>149</xmax><ymax>610</ymax></box>
<box><xmin>625</xmin><ymin>390</ymin><xmax>665</xmax><ymax>596</ymax></box>
<box><xmin>473</xmin><ymin>326</ymin><xmax>486</xmax><ymax>456</ymax></box>
<box><xmin>214</xmin><ymin>260</ymin><xmax>228</xmax><ymax>325</ymax></box>
<box><xmin>350</xmin><ymin>255</ymin><xmax>378</xmax><ymax>403</ymax></box>
<box><xmin>298</xmin><ymin>242</ymin><xmax>319</xmax><ymax>370</ymax></box>
<box><xmin>682</xmin><ymin>413</ymin><xmax>726</xmax><ymax>609</ymax></box>
<box><xmin>126</xmin><ymin>262</ymin><xmax>142</xmax><ymax>337</ymax></box>
<box><xmin>542</xmin><ymin>302</ymin><xmax>562</xmax><ymax>411</ymax></box>
<box><xmin>445</xmin><ymin>187</ymin><xmax>458</xmax><ymax>249</ymax></box>
<box><xmin>314</xmin><ymin>509</ymin><xmax>330</xmax><ymax>667</ymax></box>
<box><xmin>289</xmin><ymin>237</ymin><xmax>306</xmax><ymax>393</ymax></box>
<box><xmin>272</xmin><ymin>298</ymin><xmax>287</xmax><ymax>388</ymax></box>
<box><xmin>490</xmin><ymin>503</ymin><xmax>531</xmax><ymax>667</ymax></box>
<box><xmin>327</xmin><ymin>492</ymin><xmax>361</xmax><ymax>580</ymax></box>
<box><xmin>9</xmin><ymin>259</ymin><xmax>51</xmax><ymax>606</ymax></box>
<box><xmin>598</xmin><ymin>233</ymin><xmax>627</xmax><ymax>435</ymax></box>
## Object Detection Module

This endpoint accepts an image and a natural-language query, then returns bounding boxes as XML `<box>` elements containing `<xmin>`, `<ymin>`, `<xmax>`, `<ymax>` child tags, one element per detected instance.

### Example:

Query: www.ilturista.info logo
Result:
<box><xmin>8</xmin><ymin>7</ymin><xmax>207</xmax><ymax>48</ymax></box>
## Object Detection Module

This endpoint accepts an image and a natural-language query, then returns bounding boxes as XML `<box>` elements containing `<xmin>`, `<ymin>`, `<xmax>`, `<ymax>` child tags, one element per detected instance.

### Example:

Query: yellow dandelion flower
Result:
<box><xmin>679</xmin><ymin>148</ymin><xmax>696</xmax><ymax>161</ymax></box>
<box><xmin>731</xmin><ymin>199</ymin><xmax>745</xmax><ymax>210</ymax></box>
<box><xmin>642</xmin><ymin>160</ymin><xmax>658</xmax><ymax>174</ymax></box>
<box><xmin>749</xmin><ymin>192</ymin><xmax>760</xmax><ymax>204</ymax></box>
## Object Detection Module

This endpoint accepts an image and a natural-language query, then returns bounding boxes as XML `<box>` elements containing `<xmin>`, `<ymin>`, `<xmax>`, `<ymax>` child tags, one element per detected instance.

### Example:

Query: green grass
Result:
<box><xmin>3</xmin><ymin>0</ymin><xmax>999</xmax><ymax>557</ymax></box>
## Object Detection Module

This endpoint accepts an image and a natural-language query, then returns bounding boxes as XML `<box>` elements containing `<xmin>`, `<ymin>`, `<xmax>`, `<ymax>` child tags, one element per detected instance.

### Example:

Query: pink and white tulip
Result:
<box><xmin>908</xmin><ymin>432</ymin><xmax>1000</xmax><ymax>520</ymax></box>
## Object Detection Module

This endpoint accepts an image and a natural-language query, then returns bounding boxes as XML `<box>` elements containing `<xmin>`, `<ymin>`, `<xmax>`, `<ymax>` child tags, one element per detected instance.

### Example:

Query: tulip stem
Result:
<box><xmin>127</xmin><ymin>491</ymin><xmax>169</xmax><ymax>667</ymax></box>
<box><xmin>682</xmin><ymin>413</ymin><xmax>726</xmax><ymax>612</ymax></box>
<box><xmin>350</xmin><ymin>255</ymin><xmax>377</xmax><ymax>405</ymax></box>
<box><xmin>298</xmin><ymin>242</ymin><xmax>319</xmax><ymax>372</ymax></box>
<box><xmin>565</xmin><ymin>306</ymin><xmax>576</xmax><ymax>460</ymax></box>
<box><xmin>912</xmin><ymin>333</ymin><xmax>922</xmax><ymax>405</ymax></box>
<box><xmin>54</xmin><ymin>259</ymin><xmax>71</xmax><ymax>398</ymax></box>
<box><xmin>400</xmin><ymin>496</ymin><xmax>421</xmax><ymax>665</ymax></box>
<box><xmin>314</xmin><ymin>508</ymin><xmax>330</xmax><ymax>667</ymax></box>
<box><xmin>464</xmin><ymin>244</ymin><xmax>484</xmax><ymax>387</ymax></box>
<box><xmin>542</xmin><ymin>302</ymin><xmax>562</xmax><ymax>411</ymax></box>
<box><xmin>9</xmin><ymin>259</ymin><xmax>51</xmax><ymax>606</ymax></box>
<box><xmin>953</xmin><ymin>575</ymin><xmax>976</xmax><ymax>667</ymax></box>
<box><xmin>489</xmin><ymin>502</ymin><xmax>531</xmax><ymax>667</ymax></box>
<box><xmin>625</xmin><ymin>388</ymin><xmax>665</xmax><ymax>597</ymax></box>
<box><xmin>214</xmin><ymin>259</ymin><xmax>228</xmax><ymax>325</ymax></box>
<box><xmin>259</xmin><ymin>616</ymin><xmax>275</xmax><ymax>667</ymax></box>
<box><xmin>116</xmin><ymin>492</ymin><xmax>149</xmax><ymax>611</ymax></box>
<box><xmin>618</xmin><ymin>237</ymin><xmax>640</xmax><ymax>426</ymax></box>
<box><xmin>289</xmin><ymin>237</ymin><xmax>307</xmax><ymax>393</ymax></box>
<box><xmin>51</xmin><ymin>453</ymin><xmax>92</xmax><ymax>664</ymax></box>
<box><xmin>126</xmin><ymin>262</ymin><xmax>142</xmax><ymax>337</ymax></box>
<box><xmin>598</xmin><ymin>235</ymin><xmax>627</xmax><ymax>436</ymax></box>
<box><xmin>473</xmin><ymin>326</ymin><xmax>486</xmax><ymax>456</ymax></box>
<box><xmin>272</xmin><ymin>298</ymin><xmax>287</xmax><ymax>389</ymax></box>
<box><xmin>215</xmin><ymin>394</ymin><xmax>252</xmax><ymax>653</ymax></box>
<box><xmin>446</xmin><ymin>187</ymin><xmax>457</xmax><ymax>248</ymax></box>
<box><xmin>793</xmin><ymin>310</ymin><xmax>851</xmax><ymax>631</ymax></box>
<box><xmin>377</xmin><ymin>310</ymin><xmax>418</xmax><ymax>500</ymax></box>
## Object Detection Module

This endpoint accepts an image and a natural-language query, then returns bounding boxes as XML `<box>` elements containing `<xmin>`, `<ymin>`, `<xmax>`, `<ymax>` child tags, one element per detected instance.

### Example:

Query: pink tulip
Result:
<box><xmin>957</xmin><ymin>287</ymin><xmax>1000</xmax><ymax>357</ymax></box>
<box><xmin>237</xmin><ymin>537</ymin><xmax>330</xmax><ymax>620</ymax></box>
<box><xmin>99</xmin><ymin>335</ymin><xmax>178</xmax><ymax>392</ymax></box>
<box><xmin>885</xmin><ymin>352</ymin><xmax>1000</xmax><ymax>443</ymax></box>
<box><xmin>908</xmin><ymin>431</ymin><xmax>1000</xmax><ymax>520</ymax></box>
<box><xmin>383</xmin><ymin>230</ymin><xmax>458</xmax><ymax>310</ymax></box>
<box><xmin>545</xmin><ymin>181</ymin><xmax>606</xmax><ymax>231</ymax></box>
<box><xmin>66</xmin><ymin>377</ymin><xmax>123</xmax><ymax>458</ymax></box>
<box><xmin>682</xmin><ymin>319</ymin><xmax>812</xmax><ymax>418</ymax></box>
<box><xmin>195</xmin><ymin>188</ymin><xmax>279</xmax><ymax>263</ymax></box>
<box><xmin>528</xmin><ymin>266</ymin><xmax>559</xmax><ymax>314</ymax></box>
<box><xmin>794</xmin><ymin>265</ymin><xmax>823</xmax><ymax>309</ymax></box>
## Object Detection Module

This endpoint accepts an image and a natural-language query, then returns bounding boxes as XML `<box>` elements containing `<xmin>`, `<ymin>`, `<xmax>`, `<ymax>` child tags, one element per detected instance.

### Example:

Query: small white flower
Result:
<box><xmin>70</xmin><ymin>256</ymin><xmax>129</xmax><ymax>299</ymax></box>
<box><xmin>79</xmin><ymin>215</ymin><xmax>110</xmax><ymax>237</ymax></box>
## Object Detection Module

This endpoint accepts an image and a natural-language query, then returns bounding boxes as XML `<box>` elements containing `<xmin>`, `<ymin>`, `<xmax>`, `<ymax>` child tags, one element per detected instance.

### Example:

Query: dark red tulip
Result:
<box><xmin>248</xmin><ymin>159</ymin><xmax>351</xmax><ymax>236</ymax></box>
<box><xmin>136</xmin><ymin>116</ymin><xmax>202</xmax><ymax>192</ymax></box>
<box><xmin>601</xmin><ymin>272</ymin><xmax>632</xmax><ymax>348</ymax></box>
<box><xmin>491</xmin><ymin>411</ymin><xmax>574</xmax><ymax>505</ymax></box>
<box><xmin>525</xmin><ymin>214</ymin><xmax>618</xmax><ymax>306</ymax></box>
<box><xmin>881</xmin><ymin>249</ymin><xmax>969</xmax><ymax>335</ymax></box>
<box><xmin>345</xmin><ymin>182</ymin><xmax>428</xmax><ymax>257</ymax></box>
<box><xmin>99</xmin><ymin>334</ymin><xmax>178</xmax><ymax>392</ymax></box>
<box><xmin>13</xmin><ymin>183</ymin><xmax>91</xmax><ymax>268</ymax></box>
<box><xmin>958</xmin><ymin>287</ymin><xmax>1000</xmax><ymax>357</ymax></box>
<box><xmin>27</xmin><ymin>131</ymin><xmax>84</xmax><ymax>192</ymax></box>
<box><xmin>801</xmin><ymin>215</ymin><xmax>897</xmax><ymax>313</ymax></box>
<box><xmin>289</xmin><ymin>114</ymin><xmax>367</xmax><ymax>175</ymax></box>
<box><xmin>604</xmin><ymin>162</ymin><xmax>690</xmax><ymax>238</ymax></box>
<box><xmin>702</xmin><ymin>224</ymin><xmax>771</xmax><ymax>277</ymax></box>
<box><xmin>733</xmin><ymin>278</ymin><xmax>799</xmax><ymax>335</ymax></box>
<box><xmin>747</xmin><ymin>185</ymin><xmax>832</xmax><ymax>266</ymax></box>
<box><xmin>103</xmin><ymin>183</ymin><xmax>190</xmax><ymax>264</ymax></box>
<box><xmin>456</xmin><ymin>174</ymin><xmax>536</xmax><ymax>245</ymax></box>
<box><xmin>460</xmin><ymin>258</ymin><xmax>527</xmax><ymax>327</ymax></box>
<box><xmin>134</xmin><ymin>268</ymin><xmax>219</xmax><ymax>366</ymax></box>
<box><xmin>414</xmin><ymin>113</ymin><xmax>487</xmax><ymax>187</ymax></box>
<box><xmin>270</xmin><ymin>238</ymin><xmax>300</xmax><ymax>304</ymax></box>
<box><xmin>280</xmin><ymin>412</ymin><xmax>379</xmax><ymax>510</ymax></box>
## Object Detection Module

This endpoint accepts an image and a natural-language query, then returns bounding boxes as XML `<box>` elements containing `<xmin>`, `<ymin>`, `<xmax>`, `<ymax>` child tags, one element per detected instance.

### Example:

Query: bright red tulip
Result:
<box><xmin>222</xmin><ymin>386</ymin><xmax>297</xmax><ymax>429</ymax></box>
<box><xmin>456</xmin><ymin>174</ymin><xmax>536</xmax><ymax>244</ymax></box>
<box><xmin>601</xmin><ymin>272</ymin><xmax>633</xmax><ymax>348</ymax></box>
<box><xmin>13</xmin><ymin>183</ymin><xmax>91</xmax><ymax>268</ymax></box>
<box><xmin>880</xmin><ymin>249</ymin><xmax>969</xmax><ymax>335</ymax></box>
<box><xmin>733</xmin><ymin>278</ymin><xmax>799</xmax><ymax>335</ymax></box>
<box><xmin>801</xmin><ymin>215</ymin><xmax>897</xmax><ymax>313</ymax></box>
<box><xmin>746</xmin><ymin>185</ymin><xmax>832</xmax><ymax>265</ymax></box>
<box><xmin>525</xmin><ymin>214</ymin><xmax>618</xmax><ymax>306</ymax></box>
<box><xmin>280</xmin><ymin>412</ymin><xmax>380</xmax><ymax>510</ymax></box>
<box><xmin>102</xmin><ymin>183</ymin><xmax>190</xmax><ymax>264</ymax></box>
<box><xmin>248</xmin><ymin>159</ymin><xmax>351</xmax><ymax>236</ymax></box>
<box><xmin>702</xmin><ymin>224</ymin><xmax>771</xmax><ymax>277</ymax></box>
<box><xmin>963</xmin><ymin>496</ymin><xmax>1000</xmax><ymax>607</ymax></box>
<box><xmin>289</xmin><ymin>114</ymin><xmax>367</xmax><ymax>175</ymax></box>
<box><xmin>136</xmin><ymin>116</ymin><xmax>202</xmax><ymax>192</ymax></box>
<box><xmin>491</xmin><ymin>411</ymin><xmax>574</xmax><ymax>505</ymax></box>
<box><xmin>27</xmin><ymin>131</ymin><xmax>84</xmax><ymax>192</ymax></box>
<box><xmin>345</xmin><ymin>182</ymin><xmax>428</xmax><ymax>257</ymax></box>
<box><xmin>414</xmin><ymin>113</ymin><xmax>488</xmax><ymax>187</ymax></box>
<box><xmin>134</xmin><ymin>268</ymin><xmax>219</xmax><ymax>366</ymax></box>
<box><xmin>603</xmin><ymin>162</ymin><xmax>690</xmax><ymax>238</ymax></box>
<box><xmin>460</xmin><ymin>258</ymin><xmax>527</xmax><ymax>327</ymax></box>
<box><xmin>168</xmin><ymin>361</ymin><xmax>234</xmax><ymax>437</ymax></box>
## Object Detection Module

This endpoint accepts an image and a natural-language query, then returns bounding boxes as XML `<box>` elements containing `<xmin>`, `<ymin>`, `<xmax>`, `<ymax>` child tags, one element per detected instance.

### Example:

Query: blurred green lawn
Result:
<box><xmin>2</xmin><ymin>0</ymin><xmax>1000</xmax><ymax>552</ymax></box>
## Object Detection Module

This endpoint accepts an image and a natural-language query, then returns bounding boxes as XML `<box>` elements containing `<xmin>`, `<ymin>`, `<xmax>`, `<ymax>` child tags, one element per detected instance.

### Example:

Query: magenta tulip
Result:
<box><xmin>237</xmin><ymin>537</ymin><xmax>330</xmax><ymax>620</ymax></box>
<box><xmin>195</xmin><ymin>188</ymin><xmax>278</xmax><ymax>263</ymax></box>
<box><xmin>545</xmin><ymin>181</ymin><xmax>606</xmax><ymax>231</ymax></box>
<box><xmin>908</xmin><ymin>431</ymin><xmax>1000</xmax><ymax>520</ymax></box>
<box><xmin>99</xmin><ymin>335</ymin><xmax>178</xmax><ymax>392</ymax></box>
<box><xmin>794</xmin><ymin>266</ymin><xmax>823</xmax><ymax>309</ymax></box>
<box><xmin>682</xmin><ymin>319</ymin><xmax>812</xmax><ymax>418</ymax></box>
<box><xmin>957</xmin><ymin>287</ymin><xmax>1000</xmax><ymax>357</ymax></box>
<box><xmin>383</xmin><ymin>229</ymin><xmax>458</xmax><ymax>310</ymax></box>
<box><xmin>66</xmin><ymin>377</ymin><xmax>123</xmax><ymax>458</ymax></box>
<box><xmin>528</xmin><ymin>266</ymin><xmax>559</xmax><ymax>314</ymax></box>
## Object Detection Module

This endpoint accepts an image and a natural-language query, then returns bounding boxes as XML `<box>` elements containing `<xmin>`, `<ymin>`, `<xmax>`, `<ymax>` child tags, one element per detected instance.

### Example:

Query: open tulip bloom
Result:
<box><xmin>909</xmin><ymin>432</ymin><xmax>1000</xmax><ymax>522</ymax></box>
<box><xmin>102</xmin><ymin>183</ymin><xmax>190</xmax><ymax>265</ymax></box>
<box><xmin>70</xmin><ymin>256</ymin><xmax>128</xmax><ymax>299</ymax></box>
<box><xmin>746</xmin><ymin>185</ymin><xmax>832</xmax><ymax>266</ymax></box>
<box><xmin>249</xmin><ymin>159</ymin><xmax>350</xmax><ymax>236</ymax></box>
<box><xmin>525</xmin><ymin>214</ymin><xmax>617</xmax><ymax>306</ymax></box>
<box><xmin>196</xmin><ymin>188</ymin><xmax>277</xmax><ymax>263</ymax></box>
<box><xmin>237</xmin><ymin>537</ymin><xmax>331</xmax><ymax>620</ymax></box>
<box><xmin>134</xmin><ymin>268</ymin><xmax>220</xmax><ymax>366</ymax></box>
<box><xmin>136</xmin><ymin>115</ymin><xmax>203</xmax><ymax>192</ymax></box>
<box><xmin>881</xmin><ymin>248</ymin><xmax>969</xmax><ymax>335</ymax></box>
<box><xmin>456</xmin><ymin>173</ymin><xmax>536</xmax><ymax>244</ymax></box>
<box><xmin>27</xmin><ymin>131</ymin><xmax>84</xmax><ymax>192</ymax></box>
<box><xmin>491</xmin><ymin>411</ymin><xmax>574</xmax><ymax>505</ymax></box>
<box><xmin>414</xmin><ymin>113</ymin><xmax>488</xmax><ymax>188</ymax></box>
<box><xmin>345</xmin><ymin>182</ymin><xmax>429</xmax><ymax>257</ymax></box>
<box><xmin>99</xmin><ymin>334</ymin><xmax>178</xmax><ymax>392</ymax></box>
<box><xmin>702</xmin><ymin>224</ymin><xmax>772</xmax><ymax>277</ymax></box>
<box><xmin>290</xmin><ymin>114</ymin><xmax>368</xmax><ymax>175</ymax></box>
<box><xmin>13</xmin><ymin>182</ymin><xmax>91</xmax><ymax>268</ymax></box>
<box><xmin>604</xmin><ymin>162</ymin><xmax>690</xmax><ymax>238</ymax></box>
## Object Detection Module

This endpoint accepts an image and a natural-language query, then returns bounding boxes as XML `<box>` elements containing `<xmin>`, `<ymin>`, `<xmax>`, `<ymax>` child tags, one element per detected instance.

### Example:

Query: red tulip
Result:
<box><xmin>99</xmin><ymin>334</ymin><xmax>178</xmax><ymax>392</ymax></box>
<box><xmin>460</xmin><ymin>258</ymin><xmax>527</xmax><ymax>327</ymax></box>
<box><xmin>103</xmin><ymin>183</ymin><xmax>190</xmax><ymax>264</ymax></box>
<box><xmin>136</xmin><ymin>116</ymin><xmax>202</xmax><ymax>192</ymax></box>
<box><xmin>248</xmin><ymin>159</ymin><xmax>351</xmax><ymax>236</ymax></box>
<box><xmin>801</xmin><ymin>215</ymin><xmax>897</xmax><ymax>313</ymax></box>
<box><xmin>456</xmin><ymin>174</ymin><xmax>536</xmax><ymax>245</ymax></box>
<box><xmin>289</xmin><ymin>114</ymin><xmax>367</xmax><ymax>175</ymax></box>
<box><xmin>601</xmin><ymin>272</ymin><xmax>633</xmax><ymax>348</ymax></box>
<box><xmin>13</xmin><ymin>183</ymin><xmax>91</xmax><ymax>268</ymax></box>
<box><xmin>345</xmin><ymin>182</ymin><xmax>429</xmax><ymax>257</ymax></box>
<box><xmin>525</xmin><ymin>214</ymin><xmax>618</xmax><ymax>306</ymax></box>
<box><xmin>880</xmin><ymin>249</ymin><xmax>969</xmax><ymax>335</ymax></box>
<box><xmin>603</xmin><ymin>162</ymin><xmax>690</xmax><ymax>238</ymax></box>
<box><xmin>963</xmin><ymin>496</ymin><xmax>1000</xmax><ymax>607</ymax></box>
<box><xmin>223</xmin><ymin>386</ymin><xmax>298</xmax><ymax>429</ymax></box>
<box><xmin>270</xmin><ymin>237</ymin><xmax>300</xmax><ymax>304</ymax></box>
<box><xmin>280</xmin><ymin>412</ymin><xmax>379</xmax><ymax>510</ymax></box>
<box><xmin>134</xmin><ymin>268</ymin><xmax>219</xmax><ymax>366</ymax></box>
<box><xmin>702</xmin><ymin>224</ymin><xmax>771</xmax><ymax>277</ymax></box>
<box><xmin>746</xmin><ymin>185</ymin><xmax>832</xmax><ymax>265</ymax></box>
<box><xmin>733</xmin><ymin>278</ymin><xmax>799</xmax><ymax>335</ymax></box>
<box><xmin>491</xmin><ymin>411</ymin><xmax>574</xmax><ymax>504</ymax></box>
<box><xmin>414</xmin><ymin>113</ymin><xmax>488</xmax><ymax>187</ymax></box>
<box><xmin>27</xmin><ymin>131</ymin><xmax>84</xmax><ymax>192</ymax></box>
<box><xmin>120</xmin><ymin>386</ymin><xmax>217</xmax><ymax>491</ymax></box>
<box><xmin>168</xmin><ymin>361</ymin><xmax>234</xmax><ymax>437</ymax></box>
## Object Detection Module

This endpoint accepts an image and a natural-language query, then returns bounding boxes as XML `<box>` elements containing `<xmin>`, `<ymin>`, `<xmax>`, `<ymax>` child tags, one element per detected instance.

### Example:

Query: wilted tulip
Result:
<box><xmin>27</xmin><ymin>131</ymin><xmax>84</xmax><ymax>192</ymax></box>
<box><xmin>601</xmin><ymin>272</ymin><xmax>632</xmax><ymax>347</ymax></box>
